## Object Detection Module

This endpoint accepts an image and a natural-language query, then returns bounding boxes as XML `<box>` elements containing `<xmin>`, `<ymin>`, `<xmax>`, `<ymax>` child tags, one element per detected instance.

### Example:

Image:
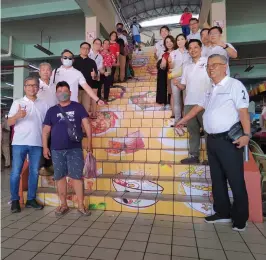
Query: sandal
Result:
<box><xmin>78</xmin><ymin>207</ymin><xmax>91</xmax><ymax>216</ymax></box>
<box><xmin>55</xmin><ymin>205</ymin><xmax>70</xmax><ymax>217</ymax></box>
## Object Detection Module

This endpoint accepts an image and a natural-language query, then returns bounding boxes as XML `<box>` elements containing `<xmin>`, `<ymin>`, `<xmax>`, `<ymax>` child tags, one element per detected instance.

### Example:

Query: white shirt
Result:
<box><xmin>8</xmin><ymin>96</ymin><xmax>49</xmax><ymax>146</ymax></box>
<box><xmin>187</xmin><ymin>31</ymin><xmax>201</xmax><ymax>41</ymax></box>
<box><xmin>206</xmin><ymin>43</ymin><xmax>237</xmax><ymax>76</ymax></box>
<box><xmin>37</xmin><ymin>79</ymin><xmax>58</xmax><ymax>108</ymax></box>
<box><xmin>199</xmin><ymin>76</ymin><xmax>249</xmax><ymax>134</ymax></box>
<box><xmin>181</xmin><ymin>57</ymin><xmax>212</xmax><ymax>105</ymax></box>
<box><xmin>88</xmin><ymin>50</ymin><xmax>104</xmax><ymax>71</ymax></box>
<box><xmin>202</xmin><ymin>45</ymin><xmax>210</xmax><ymax>57</ymax></box>
<box><xmin>132</xmin><ymin>24</ymin><xmax>141</xmax><ymax>36</ymax></box>
<box><xmin>170</xmin><ymin>49</ymin><xmax>190</xmax><ymax>70</ymax></box>
<box><xmin>50</xmin><ymin>66</ymin><xmax>86</xmax><ymax>102</ymax></box>
<box><xmin>118</xmin><ymin>34</ymin><xmax>128</xmax><ymax>45</ymax></box>
<box><xmin>155</xmin><ymin>39</ymin><xmax>165</xmax><ymax>61</ymax></box>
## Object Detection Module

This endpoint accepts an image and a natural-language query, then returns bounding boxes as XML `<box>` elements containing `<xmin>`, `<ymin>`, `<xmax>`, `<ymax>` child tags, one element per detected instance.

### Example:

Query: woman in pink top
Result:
<box><xmin>179</xmin><ymin>8</ymin><xmax>192</xmax><ymax>37</ymax></box>
<box><xmin>101</xmin><ymin>40</ymin><xmax>116</xmax><ymax>102</ymax></box>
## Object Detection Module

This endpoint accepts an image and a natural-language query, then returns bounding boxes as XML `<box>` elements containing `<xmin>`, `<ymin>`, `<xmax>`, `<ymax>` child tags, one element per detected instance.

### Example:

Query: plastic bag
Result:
<box><xmin>83</xmin><ymin>152</ymin><xmax>97</xmax><ymax>179</ymax></box>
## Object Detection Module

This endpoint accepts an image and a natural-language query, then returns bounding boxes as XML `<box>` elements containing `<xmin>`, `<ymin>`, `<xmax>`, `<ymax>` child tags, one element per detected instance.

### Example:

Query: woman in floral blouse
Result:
<box><xmin>101</xmin><ymin>40</ymin><xmax>117</xmax><ymax>102</ymax></box>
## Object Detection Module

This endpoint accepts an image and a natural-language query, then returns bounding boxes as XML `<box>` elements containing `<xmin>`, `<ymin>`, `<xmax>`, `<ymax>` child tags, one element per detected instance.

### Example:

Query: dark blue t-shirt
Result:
<box><xmin>43</xmin><ymin>101</ymin><xmax>88</xmax><ymax>150</ymax></box>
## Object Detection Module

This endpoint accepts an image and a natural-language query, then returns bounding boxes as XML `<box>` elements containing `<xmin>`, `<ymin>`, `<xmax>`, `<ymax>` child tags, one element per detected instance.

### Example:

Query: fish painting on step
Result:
<box><xmin>105</xmin><ymin>130</ymin><xmax>145</xmax><ymax>154</ymax></box>
<box><xmin>112</xmin><ymin>171</ymin><xmax>163</xmax><ymax>208</ymax></box>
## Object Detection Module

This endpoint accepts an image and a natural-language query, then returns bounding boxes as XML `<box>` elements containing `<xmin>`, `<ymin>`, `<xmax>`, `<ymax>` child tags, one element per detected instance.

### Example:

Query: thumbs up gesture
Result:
<box><xmin>16</xmin><ymin>105</ymin><xmax>27</xmax><ymax>119</ymax></box>
<box><xmin>91</xmin><ymin>68</ymin><xmax>96</xmax><ymax>78</ymax></box>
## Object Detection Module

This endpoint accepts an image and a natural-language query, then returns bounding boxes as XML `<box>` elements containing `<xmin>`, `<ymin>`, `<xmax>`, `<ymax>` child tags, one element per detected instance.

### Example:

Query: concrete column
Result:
<box><xmin>85</xmin><ymin>16</ymin><xmax>100</xmax><ymax>44</ymax></box>
<box><xmin>210</xmin><ymin>0</ymin><xmax>227</xmax><ymax>41</ymax></box>
<box><xmin>13</xmin><ymin>60</ymin><xmax>29</xmax><ymax>99</ymax></box>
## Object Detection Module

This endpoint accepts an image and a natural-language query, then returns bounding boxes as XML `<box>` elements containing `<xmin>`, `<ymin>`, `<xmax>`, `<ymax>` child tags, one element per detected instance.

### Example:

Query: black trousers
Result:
<box><xmin>101</xmin><ymin>74</ymin><xmax>113</xmax><ymax>100</ymax></box>
<box><xmin>207</xmin><ymin>135</ymin><xmax>249</xmax><ymax>226</ymax></box>
<box><xmin>156</xmin><ymin>59</ymin><xmax>168</xmax><ymax>105</ymax></box>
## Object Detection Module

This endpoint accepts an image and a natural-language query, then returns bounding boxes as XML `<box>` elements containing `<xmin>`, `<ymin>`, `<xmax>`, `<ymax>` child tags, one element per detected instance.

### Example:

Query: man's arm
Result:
<box><xmin>82</xmin><ymin>117</ymin><xmax>92</xmax><ymax>152</ymax></box>
<box><xmin>239</xmin><ymin>108</ymin><xmax>251</xmax><ymax>135</ymax></box>
<box><xmin>176</xmin><ymin>105</ymin><xmax>204</xmax><ymax>126</ymax></box>
<box><xmin>42</xmin><ymin>125</ymin><xmax>51</xmax><ymax>159</ymax></box>
<box><xmin>81</xmin><ymin>82</ymin><xmax>99</xmax><ymax>101</ymax></box>
<box><xmin>218</xmin><ymin>42</ymin><xmax>237</xmax><ymax>58</ymax></box>
<box><xmin>7</xmin><ymin>104</ymin><xmax>26</xmax><ymax>126</ymax></box>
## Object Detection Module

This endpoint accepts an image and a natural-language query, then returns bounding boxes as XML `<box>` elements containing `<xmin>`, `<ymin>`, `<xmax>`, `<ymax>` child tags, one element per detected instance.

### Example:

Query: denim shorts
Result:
<box><xmin>51</xmin><ymin>148</ymin><xmax>84</xmax><ymax>181</ymax></box>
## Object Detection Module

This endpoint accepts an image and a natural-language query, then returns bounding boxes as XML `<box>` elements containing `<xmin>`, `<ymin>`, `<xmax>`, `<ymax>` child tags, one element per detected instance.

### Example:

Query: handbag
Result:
<box><xmin>57</xmin><ymin>105</ymin><xmax>83</xmax><ymax>143</ymax></box>
<box><xmin>83</xmin><ymin>152</ymin><xmax>97</xmax><ymax>179</ymax></box>
<box><xmin>227</xmin><ymin>122</ymin><xmax>244</xmax><ymax>142</ymax></box>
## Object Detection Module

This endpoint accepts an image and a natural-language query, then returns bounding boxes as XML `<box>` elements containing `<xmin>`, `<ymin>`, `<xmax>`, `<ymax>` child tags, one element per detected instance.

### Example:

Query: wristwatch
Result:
<box><xmin>243</xmin><ymin>133</ymin><xmax>252</xmax><ymax>138</ymax></box>
<box><xmin>223</xmin><ymin>44</ymin><xmax>229</xmax><ymax>49</ymax></box>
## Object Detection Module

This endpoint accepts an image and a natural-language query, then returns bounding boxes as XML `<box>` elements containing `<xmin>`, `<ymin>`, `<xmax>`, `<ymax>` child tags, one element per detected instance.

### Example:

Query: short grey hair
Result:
<box><xmin>24</xmin><ymin>76</ymin><xmax>40</xmax><ymax>87</ymax></box>
<box><xmin>39</xmin><ymin>62</ymin><xmax>52</xmax><ymax>71</ymax></box>
<box><xmin>208</xmin><ymin>54</ymin><xmax>227</xmax><ymax>64</ymax></box>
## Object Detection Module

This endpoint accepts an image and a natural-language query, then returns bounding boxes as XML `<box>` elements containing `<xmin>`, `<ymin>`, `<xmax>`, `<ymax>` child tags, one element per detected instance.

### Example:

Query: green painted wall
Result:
<box><xmin>231</xmin><ymin>64</ymin><xmax>266</xmax><ymax>79</ymax></box>
<box><xmin>227</xmin><ymin>23</ymin><xmax>266</xmax><ymax>43</ymax></box>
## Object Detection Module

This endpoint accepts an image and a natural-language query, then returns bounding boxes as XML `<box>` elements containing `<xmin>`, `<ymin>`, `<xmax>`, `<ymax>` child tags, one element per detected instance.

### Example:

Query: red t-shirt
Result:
<box><xmin>109</xmin><ymin>42</ymin><xmax>120</xmax><ymax>58</ymax></box>
<box><xmin>101</xmin><ymin>50</ymin><xmax>116</xmax><ymax>68</ymax></box>
<box><xmin>180</xmin><ymin>12</ymin><xmax>192</xmax><ymax>26</ymax></box>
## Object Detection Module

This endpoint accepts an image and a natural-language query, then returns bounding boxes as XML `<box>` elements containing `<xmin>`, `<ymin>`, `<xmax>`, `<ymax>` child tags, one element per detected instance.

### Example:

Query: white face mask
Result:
<box><xmin>62</xmin><ymin>58</ymin><xmax>73</xmax><ymax>67</ymax></box>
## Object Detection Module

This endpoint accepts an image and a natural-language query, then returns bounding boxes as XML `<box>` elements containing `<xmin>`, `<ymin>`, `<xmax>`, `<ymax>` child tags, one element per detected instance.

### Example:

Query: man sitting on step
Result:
<box><xmin>42</xmin><ymin>81</ymin><xmax>92</xmax><ymax>216</ymax></box>
<box><xmin>174</xmin><ymin>39</ymin><xmax>212</xmax><ymax>164</ymax></box>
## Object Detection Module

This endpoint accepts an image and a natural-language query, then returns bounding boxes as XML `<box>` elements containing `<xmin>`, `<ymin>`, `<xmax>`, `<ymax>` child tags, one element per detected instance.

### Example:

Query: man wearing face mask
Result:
<box><xmin>130</xmin><ymin>17</ymin><xmax>142</xmax><ymax>50</ymax></box>
<box><xmin>116</xmin><ymin>23</ymin><xmax>128</xmax><ymax>82</ymax></box>
<box><xmin>42</xmin><ymin>81</ymin><xmax>92</xmax><ymax>216</ymax></box>
<box><xmin>51</xmin><ymin>49</ymin><xmax>104</xmax><ymax>106</ymax></box>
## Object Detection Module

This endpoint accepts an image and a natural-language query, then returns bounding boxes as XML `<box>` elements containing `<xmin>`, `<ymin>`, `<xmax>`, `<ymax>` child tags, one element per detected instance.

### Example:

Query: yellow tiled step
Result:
<box><xmin>93</xmin><ymin>111</ymin><xmax>172</xmax><ymax>119</ymax></box>
<box><xmin>32</xmin><ymin>188</ymin><xmax>213</xmax><ymax>216</ymax></box>
<box><xmin>88</xmin><ymin>148</ymin><xmax>207</xmax><ymax>163</ymax></box>
<box><xmin>118</xmin><ymin>81</ymin><xmax>157</xmax><ymax>88</ymax></box>
<box><xmin>90</xmin><ymin>137</ymin><xmax>206</xmax><ymax>150</ymax></box>
<box><xmin>90</xmin><ymin>126</ymin><xmax>189</xmax><ymax>138</ymax></box>
<box><xmin>110</xmin><ymin>86</ymin><xmax>156</xmax><ymax>93</ymax></box>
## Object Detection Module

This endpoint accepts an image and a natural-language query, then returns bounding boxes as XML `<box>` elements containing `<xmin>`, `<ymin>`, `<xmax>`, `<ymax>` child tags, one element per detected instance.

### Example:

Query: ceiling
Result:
<box><xmin>115</xmin><ymin>0</ymin><xmax>201</xmax><ymax>23</ymax></box>
<box><xmin>2</xmin><ymin>13</ymin><xmax>85</xmax><ymax>44</ymax></box>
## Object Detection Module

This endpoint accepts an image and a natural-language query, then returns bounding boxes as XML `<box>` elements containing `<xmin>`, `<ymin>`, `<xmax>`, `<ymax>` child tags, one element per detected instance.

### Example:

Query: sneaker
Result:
<box><xmin>205</xmin><ymin>214</ymin><xmax>231</xmax><ymax>224</ymax></box>
<box><xmin>11</xmin><ymin>200</ymin><xmax>21</xmax><ymax>213</ymax></box>
<box><xmin>232</xmin><ymin>223</ymin><xmax>247</xmax><ymax>232</ymax></box>
<box><xmin>180</xmin><ymin>155</ymin><xmax>200</xmax><ymax>164</ymax></box>
<box><xmin>25</xmin><ymin>199</ymin><xmax>44</xmax><ymax>210</ymax></box>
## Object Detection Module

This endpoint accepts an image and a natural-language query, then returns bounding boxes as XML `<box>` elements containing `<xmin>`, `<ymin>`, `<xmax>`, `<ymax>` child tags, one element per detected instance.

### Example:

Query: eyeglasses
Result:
<box><xmin>62</xmin><ymin>56</ymin><xmax>73</xmax><ymax>60</ymax></box>
<box><xmin>81</xmin><ymin>47</ymin><xmax>90</xmax><ymax>50</ymax></box>
<box><xmin>209</xmin><ymin>32</ymin><xmax>220</xmax><ymax>36</ymax></box>
<box><xmin>25</xmin><ymin>84</ymin><xmax>38</xmax><ymax>88</ymax></box>
<box><xmin>206</xmin><ymin>63</ymin><xmax>226</xmax><ymax>69</ymax></box>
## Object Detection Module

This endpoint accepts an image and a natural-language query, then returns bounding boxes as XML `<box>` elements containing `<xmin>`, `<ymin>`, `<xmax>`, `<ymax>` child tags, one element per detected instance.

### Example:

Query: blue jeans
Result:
<box><xmin>10</xmin><ymin>145</ymin><xmax>42</xmax><ymax>201</ymax></box>
<box><xmin>181</xmin><ymin>25</ymin><xmax>190</xmax><ymax>36</ymax></box>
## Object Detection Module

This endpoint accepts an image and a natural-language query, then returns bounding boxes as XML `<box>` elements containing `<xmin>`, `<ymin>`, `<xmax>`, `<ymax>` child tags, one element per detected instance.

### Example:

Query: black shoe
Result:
<box><xmin>25</xmin><ymin>199</ymin><xmax>44</xmax><ymax>210</ymax></box>
<box><xmin>232</xmin><ymin>222</ymin><xmax>247</xmax><ymax>232</ymax></box>
<box><xmin>180</xmin><ymin>156</ymin><xmax>200</xmax><ymax>164</ymax></box>
<box><xmin>11</xmin><ymin>200</ymin><xmax>21</xmax><ymax>213</ymax></box>
<box><xmin>205</xmin><ymin>214</ymin><xmax>231</xmax><ymax>224</ymax></box>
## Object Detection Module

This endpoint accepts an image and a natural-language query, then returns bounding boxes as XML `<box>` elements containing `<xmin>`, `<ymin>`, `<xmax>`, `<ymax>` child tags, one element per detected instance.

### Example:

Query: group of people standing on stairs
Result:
<box><xmin>155</xmin><ymin>18</ymin><xmax>237</xmax><ymax>165</ymax></box>
<box><xmin>155</xmin><ymin>17</ymin><xmax>251</xmax><ymax>231</ymax></box>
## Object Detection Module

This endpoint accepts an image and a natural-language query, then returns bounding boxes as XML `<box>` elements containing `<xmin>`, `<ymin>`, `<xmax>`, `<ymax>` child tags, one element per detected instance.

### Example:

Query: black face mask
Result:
<box><xmin>133</xmin><ymin>20</ymin><xmax>137</xmax><ymax>23</ymax></box>
<box><xmin>117</xmin><ymin>28</ymin><xmax>123</xmax><ymax>33</ymax></box>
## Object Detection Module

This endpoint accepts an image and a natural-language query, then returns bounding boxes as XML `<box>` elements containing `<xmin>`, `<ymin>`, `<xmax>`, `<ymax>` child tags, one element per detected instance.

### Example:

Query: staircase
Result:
<box><xmin>30</xmin><ymin>47</ymin><xmax>233</xmax><ymax>217</ymax></box>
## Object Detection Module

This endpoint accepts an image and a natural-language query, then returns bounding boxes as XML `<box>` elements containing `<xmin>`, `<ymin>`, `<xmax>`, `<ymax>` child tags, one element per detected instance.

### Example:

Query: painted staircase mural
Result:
<box><xmin>31</xmin><ymin>47</ymin><xmax>234</xmax><ymax>217</ymax></box>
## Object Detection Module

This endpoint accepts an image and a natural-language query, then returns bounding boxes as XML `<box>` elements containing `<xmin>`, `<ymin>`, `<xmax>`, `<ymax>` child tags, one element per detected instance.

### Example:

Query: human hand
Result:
<box><xmin>91</xmin><ymin>69</ymin><xmax>96</xmax><ymax>78</ymax></box>
<box><xmin>174</xmin><ymin>120</ymin><xmax>186</xmax><ymax>136</ymax></box>
<box><xmin>104</xmin><ymin>72</ymin><xmax>109</xmax><ymax>77</ymax></box>
<box><xmin>217</xmin><ymin>41</ymin><xmax>226</xmax><ymax>48</ymax></box>
<box><xmin>86</xmin><ymin>143</ymin><xmax>93</xmax><ymax>153</ymax></box>
<box><xmin>16</xmin><ymin>105</ymin><xmax>27</xmax><ymax>119</ymax></box>
<box><xmin>43</xmin><ymin>147</ymin><xmax>51</xmax><ymax>159</ymax></box>
<box><xmin>233</xmin><ymin>136</ymin><xmax>250</xmax><ymax>148</ymax></box>
<box><xmin>97</xmin><ymin>100</ymin><xmax>105</xmax><ymax>106</ymax></box>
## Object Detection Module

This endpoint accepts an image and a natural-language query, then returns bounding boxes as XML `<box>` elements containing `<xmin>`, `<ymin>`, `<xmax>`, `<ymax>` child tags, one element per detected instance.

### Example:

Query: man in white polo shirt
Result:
<box><xmin>51</xmin><ymin>49</ymin><xmax>104</xmax><ymax>107</ymax></box>
<box><xmin>37</xmin><ymin>62</ymin><xmax>57</xmax><ymax>176</ymax></box>
<box><xmin>175</xmin><ymin>54</ymin><xmax>250</xmax><ymax>231</ymax></box>
<box><xmin>37</xmin><ymin>62</ymin><xmax>57</xmax><ymax>108</ymax></box>
<box><xmin>174</xmin><ymin>39</ymin><xmax>212</xmax><ymax>164</ymax></box>
<box><xmin>207</xmin><ymin>26</ymin><xmax>237</xmax><ymax>76</ymax></box>
<box><xmin>8</xmin><ymin>77</ymin><xmax>49</xmax><ymax>213</ymax></box>
<box><xmin>187</xmin><ymin>18</ymin><xmax>201</xmax><ymax>41</ymax></box>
